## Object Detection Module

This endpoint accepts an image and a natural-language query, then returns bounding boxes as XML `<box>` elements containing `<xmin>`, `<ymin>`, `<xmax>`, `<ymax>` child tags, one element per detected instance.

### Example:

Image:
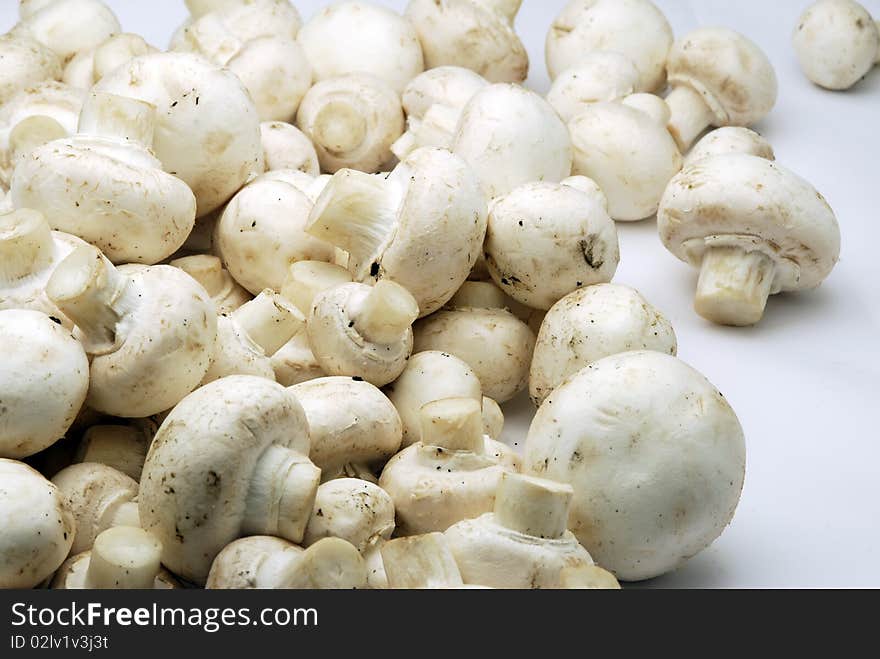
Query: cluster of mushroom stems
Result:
<box><xmin>0</xmin><ymin>0</ymin><xmax>854</xmax><ymax>589</ymax></box>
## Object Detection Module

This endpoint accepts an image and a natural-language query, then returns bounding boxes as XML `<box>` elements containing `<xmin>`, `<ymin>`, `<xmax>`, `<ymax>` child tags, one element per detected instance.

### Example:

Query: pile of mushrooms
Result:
<box><xmin>0</xmin><ymin>0</ymin><xmax>849</xmax><ymax>591</ymax></box>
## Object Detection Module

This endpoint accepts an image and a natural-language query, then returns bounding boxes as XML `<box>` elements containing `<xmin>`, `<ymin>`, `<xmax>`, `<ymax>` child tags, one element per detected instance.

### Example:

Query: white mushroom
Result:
<box><xmin>0</xmin><ymin>33</ymin><xmax>61</xmax><ymax>105</ymax></box>
<box><xmin>0</xmin><ymin>309</ymin><xmax>88</xmax><ymax>459</ymax></box>
<box><xmin>444</xmin><ymin>472</ymin><xmax>594</xmax><ymax>588</ymax></box>
<box><xmin>481</xmin><ymin>396</ymin><xmax>504</xmax><ymax>440</ymax></box>
<box><xmin>525</xmin><ymin>351</ymin><xmax>747</xmax><ymax>581</ymax></box>
<box><xmin>452</xmin><ymin>84</ymin><xmax>572</xmax><ymax>199</ymax></box>
<box><xmin>95</xmin><ymin>52</ymin><xmax>263</xmax><ymax>216</ymax></box>
<box><xmin>684</xmin><ymin>127</ymin><xmax>775</xmax><ymax>166</ymax></box>
<box><xmin>169</xmin><ymin>254</ymin><xmax>252</xmax><ymax>315</ymax></box>
<box><xmin>11</xmin><ymin>91</ymin><xmax>197</xmax><ymax>265</ymax></box>
<box><xmin>51</xmin><ymin>526</ymin><xmax>178</xmax><ymax>589</ymax></box>
<box><xmin>484</xmin><ymin>179</ymin><xmax>619</xmax><ymax>309</ymax></box>
<box><xmin>546</xmin><ymin>52</ymin><xmax>640</xmax><ymax>122</ymax></box>
<box><xmin>794</xmin><ymin>0</ymin><xmax>879</xmax><ymax>90</ymax></box>
<box><xmin>290</xmin><ymin>376</ymin><xmax>403</xmax><ymax>481</ymax></box>
<box><xmin>12</xmin><ymin>0</ymin><xmax>121</xmax><ymax>64</ymax></box>
<box><xmin>307</xmin><ymin>280</ymin><xmax>418</xmax><ymax>387</ymax></box>
<box><xmin>46</xmin><ymin>244</ymin><xmax>217</xmax><ymax>417</ymax></box>
<box><xmin>380</xmin><ymin>533</ymin><xmax>466</xmax><ymax>589</ymax></box>
<box><xmin>405</xmin><ymin>0</ymin><xmax>528</xmax><ymax>83</ymax></box>
<box><xmin>569</xmin><ymin>100</ymin><xmax>682</xmax><ymax>221</ymax></box>
<box><xmin>297</xmin><ymin>1</ymin><xmax>423</xmax><ymax>94</ymax></box>
<box><xmin>665</xmin><ymin>28</ymin><xmax>778</xmax><ymax>152</ymax></box>
<box><xmin>260</xmin><ymin>121</ymin><xmax>319</xmax><ymax>175</ymax></box>
<box><xmin>546</xmin><ymin>0</ymin><xmax>673</xmax><ymax>92</ymax></box>
<box><xmin>657</xmin><ymin>154</ymin><xmax>841</xmax><ymax>326</ymax></box>
<box><xmin>379</xmin><ymin>397</ymin><xmax>520</xmax><ymax>535</ymax></box>
<box><xmin>530</xmin><ymin>284</ymin><xmax>677</xmax><ymax>406</ymax></box>
<box><xmin>75</xmin><ymin>423</ymin><xmax>152</xmax><ymax>481</ymax></box>
<box><xmin>308</xmin><ymin>148</ymin><xmax>487</xmax><ymax>315</ymax></box>
<box><xmin>560</xmin><ymin>564</ymin><xmax>621</xmax><ymax>589</ymax></box>
<box><xmin>296</xmin><ymin>74</ymin><xmax>404</xmax><ymax>174</ymax></box>
<box><xmin>206</xmin><ymin>536</ymin><xmax>367</xmax><ymax>589</ymax></box>
<box><xmin>0</xmin><ymin>459</ymin><xmax>75</xmax><ymax>588</ymax></box>
<box><xmin>63</xmin><ymin>33</ymin><xmax>157</xmax><ymax>89</ymax></box>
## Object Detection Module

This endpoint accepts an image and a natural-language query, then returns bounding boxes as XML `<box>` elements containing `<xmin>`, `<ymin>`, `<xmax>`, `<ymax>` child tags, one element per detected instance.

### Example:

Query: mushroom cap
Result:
<box><xmin>481</xmin><ymin>396</ymin><xmax>504</xmax><ymax>440</ymax></box>
<box><xmin>51</xmin><ymin>462</ymin><xmax>138</xmax><ymax>554</ymax></box>
<box><xmin>569</xmin><ymin>101</ymin><xmax>682</xmax><ymax>221</ymax></box>
<box><xmin>271</xmin><ymin>333</ymin><xmax>325</xmax><ymax>387</ymax></box>
<box><xmin>546</xmin><ymin>52</ymin><xmax>640</xmax><ymax>122</ymax></box>
<box><xmin>290</xmin><ymin>376</ymin><xmax>402</xmax><ymax>474</ymax></box>
<box><xmin>657</xmin><ymin>153</ymin><xmax>841</xmax><ymax>292</ymax></box>
<box><xmin>529</xmin><ymin>284</ymin><xmax>677</xmax><ymax>406</ymax></box>
<box><xmin>793</xmin><ymin>0</ymin><xmax>879</xmax><ymax>90</ymax></box>
<box><xmin>180</xmin><ymin>0</ymin><xmax>302</xmax><ymax>51</ymax></box>
<box><xmin>215</xmin><ymin>171</ymin><xmax>335</xmax><ymax>294</ymax></box>
<box><xmin>95</xmin><ymin>52</ymin><xmax>263</xmax><ymax>217</ymax></box>
<box><xmin>666</xmin><ymin>27</ymin><xmax>778</xmax><ymax>128</ymax></box>
<box><xmin>303</xmin><ymin>478</ymin><xmax>395</xmax><ymax>551</ymax></box>
<box><xmin>0</xmin><ymin>459</ymin><xmax>75</xmax><ymax>588</ymax></box>
<box><xmin>14</xmin><ymin>0</ymin><xmax>121</xmax><ymax>63</ymax></box>
<box><xmin>205</xmin><ymin>535</ymin><xmax>302</xmax><ymax>589</ymax></box>
<box><xmin>385</xmin><ymin>351</ymin><xmax>483</xmax><ymax>447</ymax></box>
<box><xmin>75</xmin><ymin>424</ymin><xmax>150</xmax><ymax>481</ymax></box>
<box><xmin>297</xmin><ymin>1</ymin><xmax>423</xmax><ymax>94</ymax></box>
<box><xmin>0</xmin><ymin>33</ymin><xmax>62</xmax><ymax>105</ymax></box>
<box><xmin>260</xmin><ymin>121</ymin><xmax>319</xmax><ymax>176</ymax></box>
<box><xmin>485</xmin><ymin>180</ymin><xmax>619</xmax><ymax>308</ymax></box>
<box><xmin>139</xmin><ymin>375</ymin><xmax>312</xmax><ymax>583</ymax></box>
<box><xmin>453</xmin><ymin>84</ymin><xmax>572</xmax><ymax>199</ymax></box>
<box><xmin>545</xmin><ymin>0</ymin><xmax>672</xmax><ymax>92</ymax></box>
<box><xmin>405</xmin><ymin>0</ymin><xmax>528</xmax><ymax>83</ymax></box>
<box><xmin>400</xmin><ymin>66</ymin><xmax>489</xmax><ymax>120</ymax></box>
<box><xmin>413</xmin><ymin>307</ymin><xmax>535</xmax><ymax>403</ymax></box>
<box><xmin>170</xmin><ymin>253</ymin><xmax>252</xmax><ymax>315</ymax></box>
<box><xmin>684</xmin><ymin>126</ymin><xmax>775</xmax><ymax>166</ymax></box>
<box><xmin>524</xmin><ymin>351</ymin><xmax>746</xmax><ymax>581</ymax></box>
<box><xmin>0</xmin><ymin>309</ymin><xmax>88</xmax><ymax>458</ymax></box>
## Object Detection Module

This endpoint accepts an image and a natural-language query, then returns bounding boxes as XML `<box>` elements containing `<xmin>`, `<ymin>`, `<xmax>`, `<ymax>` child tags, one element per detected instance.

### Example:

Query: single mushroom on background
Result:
<box><xmin>683</xmin><ymin>126</ymin><xmax>775</xmax><ymax>166</ymax></box>
<box><xmin>12</xmin><ymin>0</ymin><xmax>121</xmax><ymax>64</ymax></box>
<box><xmin>139</xmin><ymin>375</ymin><xmax>321</xmax><ymax>584</ymax></box>
<box><xmin>169</xmin><ymin>254</ymin><xmax>252</xmax><ymax>315</ymax></box>
<box><xmin>793</xmin><ymin>0</ymin><xmax>879</xmax><ymax>90</ymax></box>
<box><xmin>405</xmin><ymin>0</ymin><xmax>528</xmax><ymax>83</ymax></box>
<box><xmin>63</xmin><ymin>33</ymin><xmax>157</xmax><ymax>90</ymax></box>
<box><xmin>525</xmin><ymin>351</ymin><xmax>746</xmax><ymax>581</ymax></box>
<box><xmin>0</xmin><ymin>309</ymin><xmax>88</xmax><ymax>459</ymax></box>
<box><xmin>529</xmin><ymin>283</ymin><xmax>677</xmax><ymax>406</ymax></box>
<box><xmin>0</xmin><ymin>33</ymin><xmax>62</xmax><ymax>106</ymax></box>
<box><xmin>665</xmin><ymin>28</ymin><xmax>778</xmax><ymax>152</ymax></box>
<box><xmin>546</xmin><ymin>0</ymin><xmax>672</xmax><ymax>92</ymax></box>
<box><xmin>260</xmin><ymin>121</ymin><xmax>319</xmax><ymax>176</ymax></box>
<box><xmin>546</xmin><ymin>51</ymin><xmax>641</xmax><ymax>122</ymax></box>
<box><xmin>0</xmin><ymin>459</ymin><xmax>75</xmax><ymax>589</ymax></box>
<box><xmin>657</xmin><ymin>153</ymin><xmax>841</xmax><ymax>326</ymax></box>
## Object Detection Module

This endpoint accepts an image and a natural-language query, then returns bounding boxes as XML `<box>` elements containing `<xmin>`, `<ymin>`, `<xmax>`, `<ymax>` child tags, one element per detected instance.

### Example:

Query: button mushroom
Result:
<box><xmin>260</xmin><ymin>121</ymin><xmax>319</xmax><ymax>176</ymax></box>
<box><xmin>139</xmin><ymin>375</ymin><xmax>321</xmax><ymax>583</ymax></box>
<box><xmin>0</xmin><ymin>33</ymin><xmax>62</xmax><ymax>106</ymax></box>
<box><xmin>665</xmin><ymin>28</ymin><xmax>778</xmax><ymax>152</ymax></box>
<box><xmin>525</xmin><ymin>351</ymin><xmax>746</xmax><ymax>581</ymax></box>
<box><xmin>169</xmin><ymin>254</ymin><xmax>252</xmax><ymax>315</ymax></box>
<box><xmin>74</xmin><ymin>423</ymin><xmax>151</xmax><ymax>482</ymax></box>
<box><xmin>560</xmin><ymin>564</ymin><xmax>621</xmax><ymax>589</ymax></box>
<box><xmin>546</xmin><ymin>51</ymin><xmax>641</xmax><ymax>122</ymax></box>
<box><xmin>444</xmin><ymin>472</ymin><xmax>594</xmax><ymax>588</ymax></box>
<box><xmin>63</xmin><ymin>33</ymin><xmax>157</xmax><ymax>90</ymax></box>
<box><xmin>683</xmin><ymin>126</ymin><xmax>775</xmax><ymax>167</ymax></box>
<box><xmin>530</xmin><ymin>283</ymin><xmax>677</xmax><ymax>406</ymax></box>
<box><xmin>379</xmin><ymin>397</ymin><xmax>520</xmax><ymax>535</ymax></box>
<box><xmin>481</xmin><ymin>396</ymin><xmax>504</xmax><ymax>440</ymax></box>
<box><xmin>12</xmin><ymin>0</ymin><xmax>121</xmax><ymax>64</ymax></box>
<box><xmin>657</xmin><ymin>153</ymin><xmax>842</xmax><ymax>326</ymax></box>
<box><xmin>306</xmin><ymin>148</ymin><xmax>488</xmax><ymax>316</ymax></box>
<box><xmin>380</xmin><ymin>533</ymin><xmax>467</xmax><ymax>589</ymax></box>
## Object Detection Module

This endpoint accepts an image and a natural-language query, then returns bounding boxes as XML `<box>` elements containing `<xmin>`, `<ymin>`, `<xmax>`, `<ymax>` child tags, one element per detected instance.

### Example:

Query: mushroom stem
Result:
<box><xmin>170</xmin><ymin>255</ymin><xmax>227</xmax><ymax>297</ymax></box>
<box><xmin>109</xmin><ymin>500</ymin><xmax>141</xmax><ymax>529</ymax></box>
<box><xmin>494</xmin><ymin>473</ymin><xmax>573</xmax><ymax>539</ymax></box>
<box><xmin>474</xmin><ymin>0</ymin><xmax>522</xmax><ymax>24</ymax></box>
<box><xmin>0</xmin><ymin>209</ymin><xmax>54</xmax><ymax>283</ymax></box>
<box><xmin>9</xmin><ymin>115</ymin><xmax>66</xmax><ymax>161</ymax></box>
<box><xmin>46</xmin><ymin>244</ymin><xmax>139</xmax><ymax>354</ymax></box>
<box><xmin>419</xmin><ymin>397</ymin><xmax>485</xmax><ymax>453</ymax></box>
<box><xmin>85</xmin><ymin>527</ymin><xmax>162</xmax><ymax>589</ymax></box>
<box><xmin>306</xmin><ymin>169</ymin><xmax>400</xmax><ymax>279</ymax></box>
<box><xmin>232</xmin><ymin>291</ymin><xmax>305</xmax><ymax>356</ymax></box>
<box><xmin>280</xmin><ymin>537</ymin><xmax>366</xmax><ymax>589</ymax></box>
<box><xmin>243</xmin><ymin>445</ymin><xmax>321</xmax><ymax>544</ymax></box>
<box><xmin>695</xmin><ymin>246</ymin><xmax>776</xmax><ymax>326</ymax></box>
<box><xmin>355</xmin><ymin>280</ymin><xmax>419</xmax><ymax>344</ymax></box>
<box><xmin>312</xmin><ymin>101</ymin><xmax>367</xmax><ymax>155</ymax></box>
<box><xmin>281</xmin><ymin>260</ymin><xmax>352</xmax><ymax>314</ymax></box>
<box><xmin>391</xmin><ymin>104</ymin><xmax>459</xmax><ymax>160</ymax></box>
<box><xmin>78</xmin><ymin>91</ymin><xmax>156</xmax><ymax>147</ymax></box>
<box><xmin>381</xmin><ymin>534</ymin><xmax>464</xmax><ymax>589</ymax></box>
<box><xmin>665</xmin><ymin>84</ymin><xmax>716</xmax><ymax>152</ymax></box>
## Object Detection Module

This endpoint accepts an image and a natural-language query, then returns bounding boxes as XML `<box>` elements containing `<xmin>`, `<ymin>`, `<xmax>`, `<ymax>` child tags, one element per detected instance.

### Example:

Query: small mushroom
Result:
<box><xmin>75</xmin><ymin>423</ymin><xmax>152</xmax><ymax>481</ymax></box>
<box><xmin>546</xmin><ymin>0</ymin><xmax>673</xmax><ymax>92</ymax></box>
<box><xmin>260</xmin><ymin>121</ymin><xmax>319</xmax><ymax>175</ymax></box>
<box><xmin>0</xmin><ymin>459</ymin><xmax>75</xmax><ymax>589</ymax></box>
<box><xmin>0</xmin><ymin>309</ymin><xmax>88</xmax><ymax>459</ymax></box>
<box><xmin>530</xmin><ymin>284</ymin><xmax>677</xmax><ymax>406</ymax></box>
<box><xmin>11</xmin><ymin>91</ymin><xmax>197</xmax><ymax>265</ymax></box>
<box><xmin>380</xmin><ymin>533</ymin><xmax>467</xmax><ymax>589</ymax></box>
<box><xmin>405</xmin><ymin>0</ymin><xmax>528</xmax><ymax>83</ymax></box>
<box><xmin>306</xmin><ymin>148</ymin><xmax>488</xmax><ymax>316</ymax></box>
<box><xmin>657</xmin><ymin>154</ymin><xmax>841</xmax><ymax>326</ymax></box>
<box><xmin>63</xmin><ymin>33</ymin><xmax>157</xmax><ymax>89</ymax></box>
<box><xmin>297</xmin><ymin>1</ymin><xmax>423</xmax><ymax>94</ymax></box>
<box><xmin>139</xmin><ymin>375</ymin><xmax>321</xmax><ymax>583</ymax></box>
<box><xmin>546</xmin><ymin>51</ymin><xmax>641</xmax><ymax>122</ymax></box>
<box><xmin>46</xmin><ymin>244</ymin><xmax>217</xmax><ymax>417</ymax></box>
<box><xmin>379</xmin><ymin>397</ymin><xmax>520</xmax><ymax>535</ymax></box>
<box><xmin>484</xmin><ymin>178</ymin><xmax>619</xmax><ymax>308</ymax></box>
<box><xmin>290</xmin><ymin>376</ymin><xmax>403</xmax><ymax>481</ymax></box>
<box><xmin>444</xmin><ymin>472</ymin><xmax>594</xmax><ymax>588</ymax></box>
<box><xmin>12</xmin><ymin>0</ymin><xmax>121</xmax><ymax>64</ymax></box>
<box><xmin>794</xmin><ymin>0</ymin><xmax>879</xmax><ymax>90</ymax></box>
<box><xmin>452</xmin><ymin>84</ymin><xmax>572</xmax><ymax>199</ymax></box>
<box><xmin>525</xmin><ymin>351</ymin><xmax>747</xmax><ymax>581</ymax></box>
<box><xmin>0</xmin><ymin>33</ymin><xmax>62</xmax><ymax>106</ymax></box>
<box><xmin>665</xmin><ymin>28</ymin><xmax>778</xmax><ymax>152</ymax></box>
<box><xmin>51</xmin><ymin>526</ymin><xmax>179</xmax><ymax>589</ymax></box>
<box><xmin>684</xmin><ymin>126</ymin><xmax>775</xmax><ymax>166</ymax></box>
<box><xmin>170</xmin><ymin>254</ymin><xmax>252</xmax><ymax>315</ymax></box>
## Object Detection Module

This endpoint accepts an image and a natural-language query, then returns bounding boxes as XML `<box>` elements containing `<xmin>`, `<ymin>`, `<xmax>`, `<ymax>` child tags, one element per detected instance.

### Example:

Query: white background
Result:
<box><xmin>3</xmin><ymin>0</ymin><xmax>878</xmax><ymax>588</ymax></box>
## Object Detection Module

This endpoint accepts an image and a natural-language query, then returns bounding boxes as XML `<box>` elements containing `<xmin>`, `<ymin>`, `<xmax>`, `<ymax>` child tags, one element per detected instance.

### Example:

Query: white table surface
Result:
<box><xmin>3</xmin><ymin>0</ymin><xmax>878</xmax><ymax>588</ymax></box>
